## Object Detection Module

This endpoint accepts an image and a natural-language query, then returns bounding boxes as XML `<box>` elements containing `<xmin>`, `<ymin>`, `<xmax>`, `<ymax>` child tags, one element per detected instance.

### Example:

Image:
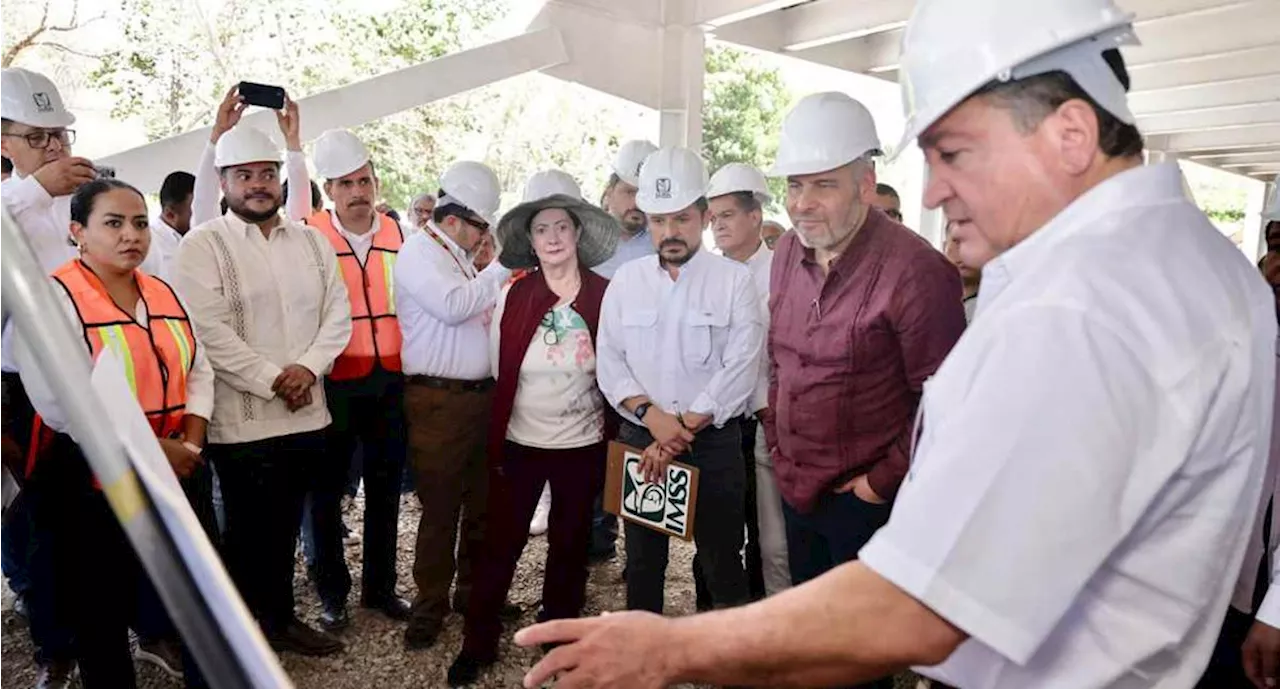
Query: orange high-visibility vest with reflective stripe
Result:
<box><xmin>307</xmin><ymin>211</ymin><xmax>403</xmax><ymax>380</ymax></box>
<box><xmin>51</xmin><ymin>259</ymin><xmax>198</xmax><ymax>439</ymax></box>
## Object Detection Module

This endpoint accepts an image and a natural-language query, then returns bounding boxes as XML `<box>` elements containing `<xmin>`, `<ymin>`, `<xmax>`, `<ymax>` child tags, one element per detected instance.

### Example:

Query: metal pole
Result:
<box><xmin>1</xmin><ymin>207</ymin><xmax>287</xmax><ymax>689</ymax></box>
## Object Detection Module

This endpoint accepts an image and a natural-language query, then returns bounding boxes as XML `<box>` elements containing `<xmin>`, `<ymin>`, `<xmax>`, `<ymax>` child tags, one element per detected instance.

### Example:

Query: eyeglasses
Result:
<box><xmin>541</xmin><ymin>311</ymin><xmax>560</xmax><ymax>346</ymax></box>
<box><xmin>460</xmin><ymin>214</ymin><xmax>490</xmax><ymax>234</ymax></box>
<box><xmin>1</xmin><ymin>129</ymin><xmax>75</xmax><ymax>150</ymax></box>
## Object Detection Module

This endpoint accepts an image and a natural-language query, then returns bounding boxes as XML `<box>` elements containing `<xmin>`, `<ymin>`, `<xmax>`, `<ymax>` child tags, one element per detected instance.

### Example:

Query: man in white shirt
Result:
<box><xmin>1</xmin><ymin>66</ymin><xmax>95</xmax><ymax>689</ymax></box>
<box><xmin>300</xmin><ymin>129</ymin><xmax>411</xmax><ymax>631</ymax></box>
<box><xmin>191</xmin><ymin>86</ymin><xmax>313</xmax><ymax>228</ymax></box>
<box><xmin>409</xmin><ymin>192</ymin><xmax>436</xmax><ymax>233</ymax></box>
<box><xmin>140</xmin><ymin>170</ymin><xmax>195</xmax><ymax>281</ymax></box>
<box><xmin>587</xmin><ymin>138</ymin><xmax>660</xmax><ymax>563</ymax></box>
<box><xmin>174</xmin><ymin>119</ymin><xmax>351</xmax><ymax>658</ymax></box>
<box><xmin>595</xmin><ymin>146</ymin><xmax>763</xmax><ymax>615</ymax></box>
<box><xmin>703</xmin><ymin>162</ymin><xmax>789</xmax><ymax>604</ymax></box>
<box><xmin>393</xmin><ymin>160</ymin><xmax>512</xmax><ymax>649</ymax></box>
<box><xmin>513</xmin><ymin>2</ymin><xmax>1276</xmax><ymax>687</ymax></box>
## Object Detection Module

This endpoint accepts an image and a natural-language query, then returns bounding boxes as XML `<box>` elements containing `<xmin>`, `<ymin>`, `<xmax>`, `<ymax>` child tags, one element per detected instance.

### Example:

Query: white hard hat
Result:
<box><xmin>523</xmin><ymin>169</ymin><xmax>583</xmax><ymax>202</ymax></box>
<box><xmin>769</xmin><ymin>93</ymin><xmax>881</xmax><ymax>177</ymax></box>
<box><xmin>896</xmin><ymin>0</ymin><xmax>1137</xmax><ymax>156</ymax></box>
<box><xmin>636</xmin><ymin>147</ymin><xmax>708</xmax><ymax>215</ymax></box>
<box><xmin>707</xmin><ymin>163</ymin><xmax>772</xmax><ymax>204</ymax></box>
<box><xmin>313</xmin><ymin>129</ymin><xmax>370</xmax><ymax>179</ymax></box>
<box><xmin>439</xmin><ymin>161</ymin><xmax>501</xmax><ymax>226</ymax></box>
<box><xmin>1265</xmin><ymin>184</ymin><xmax>1280</xmax><ymax>223</ymax></box>
<box><xmin>1</xmin><ymin>68</ymin><xmax>75</xmax><ymax>128</ymax></box>
<box><xmin>214</xmin><ymin>125</ymin><xmax>282</xmax><ymax>168</ymax></box>
<box><xmin>612</xmin><ymin>139</ymin><xmax>658</xmax><ymax>187</ymax></box>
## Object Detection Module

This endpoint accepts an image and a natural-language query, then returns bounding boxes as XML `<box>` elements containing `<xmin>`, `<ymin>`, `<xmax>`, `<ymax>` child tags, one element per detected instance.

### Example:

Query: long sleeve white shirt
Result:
<box><xmin>14</xmin><ymin>283</ymin><xmax>215</xmax><ymax>436</ymax></box>
<box><xmin>393</xmin><ymin>221</ymin><xmax>510</xmax><ymax>380</ymax></box>
<box><xmin>1</xmin><ymin>173</ymin><xmax>77</xmax><ymax>373</ymax></box>
<box><xmin>139</xmin><ymin>216</ymin><xmax>183</xmax><ymax>281</ymax></box>
<box><xmin>743</xmin><ymin>241</ymin><xmax>773</xmax><ymax>414</ymax></box>
<box><xmin>191</xmin><ymin>141</ymin><xmax>312</xmax><ymax>227</ymax></box>
<box><xmin>173</xmin><ymin>213</ymin><xmax>351</xmax><ymax>445</ymax></box>
<box><xmin>596</xmin><ymin>248</ymin><xmax>763</xmax><ymax>427</ymax></box>
<box><xmin>859</xmin><ymin>163</ymin><xmax>1276</xmax><ymax>689</ymax></box>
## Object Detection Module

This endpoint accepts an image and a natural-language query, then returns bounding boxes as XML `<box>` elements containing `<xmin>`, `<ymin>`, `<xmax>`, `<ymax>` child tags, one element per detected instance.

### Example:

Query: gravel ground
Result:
<box><xmin>2</xmin><ymin>493</ymin><xmax>919</xmax><ymax>688</ymax></box>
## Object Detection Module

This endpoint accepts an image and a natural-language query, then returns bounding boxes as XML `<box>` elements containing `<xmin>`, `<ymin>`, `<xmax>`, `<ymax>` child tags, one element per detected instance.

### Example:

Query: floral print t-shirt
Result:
<box><xmin>505</xmin><ymin>301</ymin><xmax>606</xmax><ymax>449</ymax></box>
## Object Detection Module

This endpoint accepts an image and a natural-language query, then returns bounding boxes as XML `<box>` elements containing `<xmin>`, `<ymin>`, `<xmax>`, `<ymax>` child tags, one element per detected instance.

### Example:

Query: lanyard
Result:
<box><xmin>424</xmin><ymin>224</ymin><xmax>474</xmax><ymax>279</ymax></box>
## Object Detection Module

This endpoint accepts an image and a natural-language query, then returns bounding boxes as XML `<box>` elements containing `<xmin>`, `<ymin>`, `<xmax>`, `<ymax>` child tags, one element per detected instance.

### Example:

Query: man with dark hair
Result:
<box><xmin>515</xmin><ymin>2</ymin><xmax>1275</xmax><ymax>687</ymax></box>
<box><xmin>1</xmin><ymin>156</ymin><xmax>11</xmax><ymax>181</ymax></box>
<box><xmin>140</xmin><ymin>170</ymin><xmax>196</xmax><ymax>280</ymax></box>
<box><xmin>872</xmin><ymin>182</ymin><xmax>902</xmax><ymax>222</ymax></box>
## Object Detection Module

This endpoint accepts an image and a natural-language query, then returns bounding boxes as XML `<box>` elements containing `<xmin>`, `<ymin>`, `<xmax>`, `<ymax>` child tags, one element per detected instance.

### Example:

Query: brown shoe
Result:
<box><xmin>266</xmin><ymin>618</ymin><xmax>344</xmax><ymax>656</ymax></box>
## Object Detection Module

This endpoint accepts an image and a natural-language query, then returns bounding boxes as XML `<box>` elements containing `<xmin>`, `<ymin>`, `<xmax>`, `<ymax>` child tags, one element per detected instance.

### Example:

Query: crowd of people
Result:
<box><xmin>2</xmin><ymin>0</ymin><xmax>1280</xmax><ymax>688</ymax></box>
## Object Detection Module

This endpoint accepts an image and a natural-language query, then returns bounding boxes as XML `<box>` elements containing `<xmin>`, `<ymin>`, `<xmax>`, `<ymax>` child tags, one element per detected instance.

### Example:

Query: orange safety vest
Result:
<box><xmin>307</xmin><ymin>211</ymin><xmax>404</xmax><ymax>380</ymax></box>
<box><xmin>51</xmin><ymin>260</ymin><xmax>198</xmax><ymax>439</ymax></box>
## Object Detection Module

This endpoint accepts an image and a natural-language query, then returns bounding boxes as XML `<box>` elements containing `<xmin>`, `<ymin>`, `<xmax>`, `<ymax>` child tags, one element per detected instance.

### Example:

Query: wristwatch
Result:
<box><xmin>634</xmin><ymin>402</ymin><xmax>654</xmax><ymax>421</ymax></box>
<box><xmin>182</xmin><ymin>441</ymin><xmax>203</xmax><ymax>456</ymax></box>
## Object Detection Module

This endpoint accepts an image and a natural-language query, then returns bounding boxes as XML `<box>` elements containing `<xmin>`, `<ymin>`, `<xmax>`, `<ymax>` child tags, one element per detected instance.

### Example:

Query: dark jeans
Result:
<box><xmin>309</xmin><ymin>373</ymin><xmax>406</xmax><ymax>606</ymax></box>
<box><xmin>462</xmin><ymin>440</ymin><xmax>606</xmax><ymax>658</ymax></box>
<box><xmin>783</xmin><ymin>489</ymin><xmax>893</xmax><ymax>689</ymax></box>
<box><xmin>694</xmin><ymin>417</ymin><xmax>764</xmax><ymax>609</ymax></box>
<box><xmin>209</xmin><ymin>430</ymin><xmax>323</xmax><ymax>633</ymax></box>
<box><xmin>621</xmin><ymin>420</ymin><xmax>748</xmax><ymax>614</ymax></box>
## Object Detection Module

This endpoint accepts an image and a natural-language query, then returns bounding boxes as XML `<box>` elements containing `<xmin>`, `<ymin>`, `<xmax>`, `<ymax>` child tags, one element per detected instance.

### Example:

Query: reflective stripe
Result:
<box><xmin>163</xmin><ymin>319</ymin><xmax>192</xmax><ymax>386</ymax></box>
<box><xmin>99</xmin><ymin>325</ymin><xmax>138</xmax><ymax>395</ymax></box>
<box><xmin>382</xmin><ymin>252</ymin><xmax>397</xmax><ymax>315</ymax></box>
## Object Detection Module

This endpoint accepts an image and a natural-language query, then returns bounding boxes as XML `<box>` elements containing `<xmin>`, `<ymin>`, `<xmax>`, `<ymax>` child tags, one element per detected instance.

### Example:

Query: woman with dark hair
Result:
<box><xmin>15</xmin><ymin>178</ymin><xmax>215</xmax><ymax>688</ymax></box>
<box><xmin>447</xmin><ymin>176</ymin><xmax>619</xmax><ymax>686</ymax></box>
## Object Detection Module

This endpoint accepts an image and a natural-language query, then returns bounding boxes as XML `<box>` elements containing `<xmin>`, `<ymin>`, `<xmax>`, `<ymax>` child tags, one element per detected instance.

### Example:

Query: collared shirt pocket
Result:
<box><xmin>621</xmin><ymin>308</ymin><xmax>658</xmax><ymax>356</ymax></box>
<box><xmin>684</xmin><ymin>310</ymin><xmax>729</xmax><ymax>366</ymax></box>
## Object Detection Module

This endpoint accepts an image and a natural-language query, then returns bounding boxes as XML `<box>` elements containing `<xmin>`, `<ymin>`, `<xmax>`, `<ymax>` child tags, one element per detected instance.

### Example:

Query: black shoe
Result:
<box><xmin>361</xmin><ymin>595</ymin><xmax>411</xmax><ymax>621</ymax></box>
<box><xmin>447</xmin><ymin>651</ymin><xmax>496</xmax><ymax>687</ymax></box>
<box><xmin>319</xmin><ymin>601</ymin><xmax>350</xmax><ymax>632</ymax></box>
<box><xmin>35</xmin><ymin>659</ymin><xmax>75</xmax><ymax>689</ymax></box>
<box><xmin>266</xmin><ymin>618</ymin><xmax>343</xmax><ymax>656</ymax></box>
<box><xmin>404</xmin><ymin>620</ymin><xmax>441</xmax><ymax>650</ymax></box>
<box><xmin>587</xmin><ymin>548</ymin><xmax>616</xmax><ymax>565</ymax></box>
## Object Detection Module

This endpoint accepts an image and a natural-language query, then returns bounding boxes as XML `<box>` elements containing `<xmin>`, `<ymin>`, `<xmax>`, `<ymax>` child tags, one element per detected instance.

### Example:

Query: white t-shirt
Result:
<box><xmin>490</xmin><ymin>294</ymin><xmax>604</xmax><ymax>449</ymax></box>
<box><xmin>860</xmin><ymin>163</ymin><xmax>1276</xmax><ymax>688</ymax></box>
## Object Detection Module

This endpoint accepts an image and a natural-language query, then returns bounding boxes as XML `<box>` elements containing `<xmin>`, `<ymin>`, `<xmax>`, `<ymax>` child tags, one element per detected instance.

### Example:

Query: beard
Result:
<box><xmin>618</xmin><ymin>209</ymin><xmax>645</xmax><ymax>234</ymax></box>
<box><xmin>228</xmin><ymin>193</ymin><xmax>282</xmax><ymax>223</ymax></box>
<box><xmin>658</xmin><ymin>238</ymin><xmax>697</xmax><ymax>267</ymax></box>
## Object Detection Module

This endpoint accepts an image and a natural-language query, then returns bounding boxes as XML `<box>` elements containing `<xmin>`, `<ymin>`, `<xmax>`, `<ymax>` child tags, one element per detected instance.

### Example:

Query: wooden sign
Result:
<box><xmin>604</xmin><ymin>441</ymin><xmax>700</xmax><ymax>541</ymax></box>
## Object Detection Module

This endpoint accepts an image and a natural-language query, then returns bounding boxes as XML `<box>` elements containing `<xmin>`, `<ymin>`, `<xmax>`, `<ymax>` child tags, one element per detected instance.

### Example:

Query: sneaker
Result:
<box><xmin>134</xmin><ymin>636</ymin><xmax>184</xmax><ymax>678</ymax></box>
<box><xmin>529</xmin><ymin>485</ymin><xmax>551</xmax><ymax>536</ymax></box>
<box><xmin>35</xmin><ymin>659</ymin><xmax>75</xmax><ymax>689</ymax></box>
<box><xmin>266</xmin><ymin>618</ymin><xmax>344</xmax><ymax>657</ymax></box>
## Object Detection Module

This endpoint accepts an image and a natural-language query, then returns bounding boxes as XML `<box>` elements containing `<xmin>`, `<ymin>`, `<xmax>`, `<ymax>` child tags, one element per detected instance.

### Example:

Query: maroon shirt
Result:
<box><xmin>764</xmin><ymin>209</ymin><xmax>965</xmax><ymax>513</ymax></box>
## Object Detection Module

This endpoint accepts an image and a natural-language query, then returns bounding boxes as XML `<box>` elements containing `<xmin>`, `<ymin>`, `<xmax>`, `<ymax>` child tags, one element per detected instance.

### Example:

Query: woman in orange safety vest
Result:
<box><xmin>14</xmin><ymin>178</ymin><xmax>215</xmax><ymax>689</ymax></box>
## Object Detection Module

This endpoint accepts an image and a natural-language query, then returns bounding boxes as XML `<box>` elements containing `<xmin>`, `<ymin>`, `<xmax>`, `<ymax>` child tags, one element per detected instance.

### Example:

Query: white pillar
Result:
<box><xmin>658</xmin><ymin>0</ymin><xmax>705</xmax><ymax>149</ymax></box>
<box><xmin>1244</xmin><ymin>180</ymin><xmax>1274</xmax><ymax>260</ymax></box>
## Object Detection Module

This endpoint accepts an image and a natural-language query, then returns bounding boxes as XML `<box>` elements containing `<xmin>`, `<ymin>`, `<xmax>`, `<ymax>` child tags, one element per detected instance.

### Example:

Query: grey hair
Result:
<box><xmin>412</xmin><ymin>192</ymin><xmax>437</xmax><ymax>206</ymax></box>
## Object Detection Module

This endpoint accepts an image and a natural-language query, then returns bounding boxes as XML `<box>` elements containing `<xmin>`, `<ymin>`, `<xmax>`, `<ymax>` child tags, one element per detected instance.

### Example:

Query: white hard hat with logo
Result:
<box><xmin>896</xmin><ymin>0</ymin><xmax>1137</xmax><ymax>156</ymax></box>
<box><xmin>707</xmin><ymin>163</ymin><xmax>772</xmax><ymax>204</ymax></box>
<box><xmin>523</xmin><ymin>169</ymin><xmax>583</xmax><ymax>202</ymax></box>
<box><xmin>440</xmin><ymin>161</ymin><xmax>501</xmax><ymax>226</ymax></box>
<box><xmin>636</xmin><ymin>147</ymin><xmax>708</xmax><ymax>215</ymax></box>
<box><xmin>214</xmin><ymin>125</ymin><xmax>283</xmax><ymax>168</ymax></box>
<box><xmin>1</xmin><ymin>68</ymin><xmax>75</xmax><ymax>128</ymax></box>
<box><xmin>313</xmin><ymin>129</ymin><xmax>371</xmax><ymax>180</ymax></box>
<box><xmin>612</xmin><ymin>139</ymin><xmax>659</xmax><ymax>187</ymax></box>
<box><xmin>769</xmin><ymin>92</ymin><xmax>881</xmax><ymax>177</ymax></box>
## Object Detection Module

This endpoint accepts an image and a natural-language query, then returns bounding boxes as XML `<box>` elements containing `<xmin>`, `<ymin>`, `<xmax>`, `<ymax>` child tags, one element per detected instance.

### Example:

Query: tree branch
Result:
<box><xmin>35</xmin><ymin>40</ymin><xmax>109</xmax><ymax>60</ymax></box>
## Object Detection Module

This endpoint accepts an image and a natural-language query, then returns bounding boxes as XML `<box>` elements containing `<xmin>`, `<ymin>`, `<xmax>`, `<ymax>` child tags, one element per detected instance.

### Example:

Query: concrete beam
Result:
<box><xmin>1128</xmin><ymin>75</ymin><xmax>1280</xmax><ymax>115</ymax></box>
<box><xmin>1128</xmin><ymin>45</ymin><xmax>1280</xmax><ymax>91</ymax></box>
<box><xmin>100</xmin><ymin>28</ymin><xmax>569</xmax><ymax>193</ymax></box>
<box><xmin>1122</xmin><ymin>2</ymin><xmax>1280</xmax><ymax>67</ymax></box>
<box><xmin>530</xmin><ymin>2</ymin><xmax>664</xmax><ymax>109</ymax></box>
<box><xmin>695</xmin><ymin>0</ymin><xmax>804</xmax><ymax>28</ymax></box>
<box><xmin>1138</xmin><ymin>103</ymin><xmax>1280</xmax><ymax>135</ymax></box>
<box><xmin>1150</xmin><ymin>124</ymin><xmax>1280</xmax><ymax>153</ymax></box>
<box><xmin>1187</xmin><ymin>149</ymin><xmax>1280</xmax><ymax>166</ymax></box>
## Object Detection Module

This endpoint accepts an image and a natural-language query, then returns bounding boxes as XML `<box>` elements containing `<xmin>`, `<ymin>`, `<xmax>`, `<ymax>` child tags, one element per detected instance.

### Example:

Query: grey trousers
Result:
<box><xmin>754</xmin><ymin>424</ymin><xmax>792</xmax><ymax>597</ymax></box>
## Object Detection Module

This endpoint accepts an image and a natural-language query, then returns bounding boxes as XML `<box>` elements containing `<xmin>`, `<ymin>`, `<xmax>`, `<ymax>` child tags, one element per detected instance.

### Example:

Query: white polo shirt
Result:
<box><xmin>860</xmin><ymin>163</ymin><xmax>1276</xmax><ymax>688</ymax></box>
<box><xmin>393</xmin><ymin>222</ymin><xmax>510</xmax><ymax>380</ymax></box>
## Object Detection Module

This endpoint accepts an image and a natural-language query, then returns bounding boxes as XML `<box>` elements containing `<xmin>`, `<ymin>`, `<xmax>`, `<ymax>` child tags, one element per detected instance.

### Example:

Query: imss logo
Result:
<box><xmin>621</xmin><ymin>454</ymin><xmax>692</xmax><ymax>538</ymax></box>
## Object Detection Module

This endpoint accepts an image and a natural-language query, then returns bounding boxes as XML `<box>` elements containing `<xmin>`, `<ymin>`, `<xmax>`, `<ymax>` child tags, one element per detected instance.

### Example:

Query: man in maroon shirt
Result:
<box><xmin>763</xmin><ymin>93</ymin><xmax>965</xmax><ymax>666</ymax></box>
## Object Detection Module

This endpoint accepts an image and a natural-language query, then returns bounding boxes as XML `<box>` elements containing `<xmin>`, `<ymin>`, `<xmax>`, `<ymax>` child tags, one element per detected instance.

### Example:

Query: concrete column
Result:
<box><xmin>658</xmin><ymin>0</ymin><xmax>706</xmax><ymax>149</ymax></box>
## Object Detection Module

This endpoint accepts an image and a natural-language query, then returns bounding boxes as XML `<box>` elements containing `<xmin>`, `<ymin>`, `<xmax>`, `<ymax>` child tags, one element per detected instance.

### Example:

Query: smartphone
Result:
<box><xmin>94</xmin><ymin>165</ymin><xmax>116</xmax><ymax>179</ymax></box>
<box><xmin>238</xmin><ymin>81</ymin><xmax>286</xmax><ymax>110</ymax></box>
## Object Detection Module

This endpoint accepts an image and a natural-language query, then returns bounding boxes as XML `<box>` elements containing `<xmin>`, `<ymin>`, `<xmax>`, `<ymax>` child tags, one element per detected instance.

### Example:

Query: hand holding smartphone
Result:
<box><xmin>237</xmin><ymin>81</ymin><xmax>287</xmax><ymax>110</ymax></box>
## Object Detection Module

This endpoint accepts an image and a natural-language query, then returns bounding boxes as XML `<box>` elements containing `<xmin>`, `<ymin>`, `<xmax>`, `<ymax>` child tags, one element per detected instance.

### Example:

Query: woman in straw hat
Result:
<box><xmin>447</xmin><ymin>174</ymin><xmax>619</xmax><ymax>685</ymax></box>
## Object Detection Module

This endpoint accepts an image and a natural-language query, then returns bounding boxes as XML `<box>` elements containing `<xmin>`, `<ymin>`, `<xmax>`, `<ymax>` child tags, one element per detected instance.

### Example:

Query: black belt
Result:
<box><xmin>406</xmin><ymin>374</ymin><xmax>494</xmax><ymax>393</ymax></box>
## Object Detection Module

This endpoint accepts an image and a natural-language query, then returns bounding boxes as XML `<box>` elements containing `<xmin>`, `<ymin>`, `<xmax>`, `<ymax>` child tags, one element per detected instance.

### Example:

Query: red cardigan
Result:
<box><xmin>488</xmin><ymin>265</ymin><xmax>617</xmax><ymax>467</ymax></box>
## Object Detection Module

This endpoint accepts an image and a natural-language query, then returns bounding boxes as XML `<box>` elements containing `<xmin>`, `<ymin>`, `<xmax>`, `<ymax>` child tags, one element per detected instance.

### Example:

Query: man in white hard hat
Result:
<box><xmin>587</xmin><ymin>139</ymin><xmax>659</xmax><ymax>564</ymax></box>
<box><xmin>191</xmin><ymin>86</ymin><xmax>313</xmax><ymax>227</ymax></box>
<box><xmin>174</xmin><ymin>121</ymin><xmax>351</xmax><ymax>658</ymax></box>
<box><xmin>594</xmin><ymin>146</ymin><xmax>763</xmax><ymax>616</ymax></box>
<box><xmin>514</xmin><ymin>1</ymin><xmax>1276</xmax><ymax>687</ymax></box>
<box><xmin>299</xmin><ymin>129</ymin><xmax>412</xmax><ymax>632</ymax></box>
<box><xmin>591</xmin><ymin>139</ymin><xmax>659</xmax><ymax>281</ymax></box>
<box><xmin>703</xmin><ymin>162</ymin><xmax>789</xmax><ymax>603</ymax></box>
<box><xmin>393</xmin><ymin>160</ymin><xmax>514</xmax><ymax>650</ymax></box>
<box><xmin>1</xmin><ymin>66</ymin><xmax>94</xmax><ymax>689</ymax></box>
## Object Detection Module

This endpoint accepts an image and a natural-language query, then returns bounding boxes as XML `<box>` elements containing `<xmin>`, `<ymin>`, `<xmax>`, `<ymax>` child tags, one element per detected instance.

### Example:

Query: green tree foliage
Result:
<box><xmin>702</xmin><ymin>43</ymin><xmax>791</xmax><ymax>209</ymax></box>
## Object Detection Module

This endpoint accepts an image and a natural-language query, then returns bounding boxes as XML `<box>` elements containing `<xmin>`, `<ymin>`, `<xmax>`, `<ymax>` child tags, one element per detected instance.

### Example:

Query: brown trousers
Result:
<box><xmin>405</xmin><ymin>381</ymin><xmax>493</xmax><ymax>628</ymax></box>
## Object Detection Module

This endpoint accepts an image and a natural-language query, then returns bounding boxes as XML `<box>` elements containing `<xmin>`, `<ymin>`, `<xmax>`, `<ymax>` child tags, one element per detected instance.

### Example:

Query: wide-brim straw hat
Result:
<box><xmin>496</xmin><ymin>194</ymin><xmax>621</xmax><ymax>269</ymax></box>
